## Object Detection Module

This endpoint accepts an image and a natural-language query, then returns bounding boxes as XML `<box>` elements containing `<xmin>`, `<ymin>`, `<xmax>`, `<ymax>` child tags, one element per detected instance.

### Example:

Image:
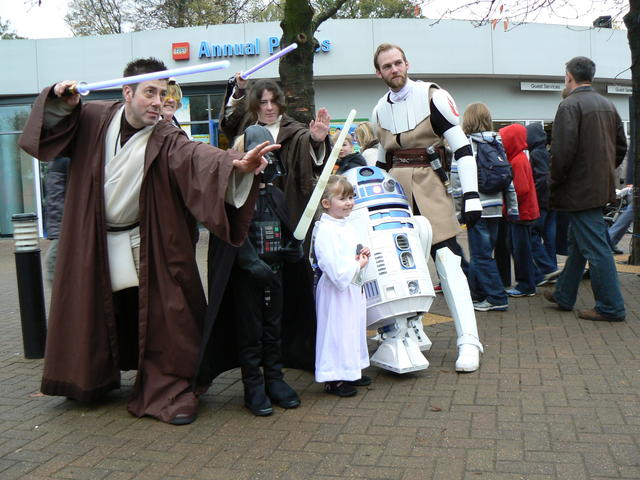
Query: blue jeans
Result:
<box><xmin>608</xmin><ymin>204</ymin><xmax>634</xmax><ymax>247</ymax></box>
<box><xmin>509</xmin><ymin>222</ymin><xmax>542</xmax><ymax>294</ymax></box>
<box><xmin>555</xmin><ymin>208</ymin><xmax>625</xmax><ymax>318</ymax></box>
<box><xmin>468</xmin><ymin>218</ymin><xmax>508</xmax><ymax>305</ymax></box>
<box><xmin>531</xmin><ymin>209</ymin><xmax>558</xmax><ymax>274</ymax></box>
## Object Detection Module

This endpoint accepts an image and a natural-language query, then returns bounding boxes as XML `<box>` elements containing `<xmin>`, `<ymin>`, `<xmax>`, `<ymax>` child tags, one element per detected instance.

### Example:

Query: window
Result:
<box><xmin>174</xmin><ymin>93</ymin><xmax>224</xmax><ymax>146</ymax></box>
<box><xmin>0</xmin><ymin>105</ymin><xmax>36</xmax><ymax>236</ymax></box>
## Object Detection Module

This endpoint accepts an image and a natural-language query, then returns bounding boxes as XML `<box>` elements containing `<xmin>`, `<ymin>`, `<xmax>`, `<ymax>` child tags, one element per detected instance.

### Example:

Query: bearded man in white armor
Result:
<box><xmin>371</xmin><ymin>43</ymin><xmax>484</xmax><ymax>372</ymax></box>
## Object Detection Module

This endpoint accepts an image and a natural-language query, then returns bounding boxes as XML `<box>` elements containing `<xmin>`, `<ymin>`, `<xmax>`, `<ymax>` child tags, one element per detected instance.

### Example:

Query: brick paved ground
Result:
<box><xmin>0</xmin><ymin>235</ymin><xmax>639</xmax><ymax>480</ymax></box>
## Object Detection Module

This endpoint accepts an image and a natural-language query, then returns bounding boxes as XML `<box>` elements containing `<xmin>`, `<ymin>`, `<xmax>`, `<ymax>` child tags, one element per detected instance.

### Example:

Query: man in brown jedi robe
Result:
<box><xmin>197</xmin><ymin>76</ymin><xmax>331</xmax><ymax>389</ymax></box>
<box><xmin>18</xmin><ymin>58</ymin><xmax>279</xmax><ymax>425</ymax></box>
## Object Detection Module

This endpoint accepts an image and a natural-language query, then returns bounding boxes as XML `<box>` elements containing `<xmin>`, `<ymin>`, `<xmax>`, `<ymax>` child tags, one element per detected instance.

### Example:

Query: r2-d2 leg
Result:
<box><xmin>370</xmin><ymin>318</ymin><xmax>430</xmax><ymax>374</ymax></box>
<box><xmin>372</xmin><ymin>314</ymin><xmax>432</xmax><ymax>352</ymax></box>
<box><xmin>435</xmin><ymin>247</ymin><xmax>483</xmax><ymax>372</ymax></box>
<box><xmin>406</xmin><ymin>315</ymin><xmax>432</xmax><ymax>352</ymax></box>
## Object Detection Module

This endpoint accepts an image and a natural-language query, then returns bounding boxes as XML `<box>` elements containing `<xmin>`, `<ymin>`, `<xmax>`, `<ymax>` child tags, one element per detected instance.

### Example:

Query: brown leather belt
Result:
<box><xmin>391</xmin><ymin>148</ymin><xmax>431</xmax><ymax>168</ymax></box>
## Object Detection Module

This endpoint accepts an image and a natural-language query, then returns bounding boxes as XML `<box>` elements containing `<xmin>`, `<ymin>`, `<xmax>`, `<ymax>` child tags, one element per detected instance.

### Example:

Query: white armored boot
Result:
<box><xmin>435</xmin><ymin>247</ymin><xmax>483</xmax><ymax>372</ymax></box>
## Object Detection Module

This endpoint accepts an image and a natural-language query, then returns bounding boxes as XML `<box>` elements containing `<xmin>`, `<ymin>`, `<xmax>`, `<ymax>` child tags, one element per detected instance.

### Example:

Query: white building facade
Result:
<box><xmin>0</xmin><ymin>18</ymin><xmax>631</xmax><ymax>235</ymax></box>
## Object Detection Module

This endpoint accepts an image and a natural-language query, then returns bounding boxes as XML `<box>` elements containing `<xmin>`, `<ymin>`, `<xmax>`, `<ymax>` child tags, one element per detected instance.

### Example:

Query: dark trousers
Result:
<box><xmin>531</xmin><ymin>209</ymin><xmax>558</xmax><ymax>275</ymax></box>
<box><xmin>495</xmin><ymin>217</ymin><xmax>512</xmax><ymax>287</ymax></box>
<box><xmin>229</xmin><ymin>267</ymin><xmax>284</xmax><ymax>385</ymax></box>
<box><xmin>113</xmin><ymin>287</ymin><xmax>139</xmax><ymax>371</ymax></box>
<box><xmin>555</xmin><ymin>211</ymin><xmax>570</xmax><ymax>256</ymax></box>
<box><xmin>509</xmin><ymin>222</ymin><xmax>542</xmax><ymax>294</ymax></box>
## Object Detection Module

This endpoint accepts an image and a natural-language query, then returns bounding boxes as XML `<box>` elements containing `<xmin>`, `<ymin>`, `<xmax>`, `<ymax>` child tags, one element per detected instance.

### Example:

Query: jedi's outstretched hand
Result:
<box><xmin>233</xmin><ymin>140</ymin><xmax>281</xmax><ymax>174</ymax></box>
<box><xmin>309</xmin><ymin>107</ymin><xmax>330</xmax><ymax>143</ymax></box>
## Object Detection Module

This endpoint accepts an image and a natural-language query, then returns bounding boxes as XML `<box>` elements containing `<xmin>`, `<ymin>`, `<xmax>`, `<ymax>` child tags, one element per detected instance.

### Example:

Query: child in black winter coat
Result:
<box><xmin>331</xmin><ymin>130</ymin><xmax>367</xmax><ymax>174</ymax></box>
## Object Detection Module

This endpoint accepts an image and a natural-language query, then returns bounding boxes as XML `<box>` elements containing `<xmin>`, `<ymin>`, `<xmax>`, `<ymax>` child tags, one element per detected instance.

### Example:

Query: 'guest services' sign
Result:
<box><xmin>520</xmin><ymin>82</ymin><xmax>564</xmax><ymax>92</ymax></box>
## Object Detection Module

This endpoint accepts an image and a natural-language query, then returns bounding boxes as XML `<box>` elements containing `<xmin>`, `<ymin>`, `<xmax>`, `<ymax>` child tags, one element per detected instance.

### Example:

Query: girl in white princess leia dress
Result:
<box><xmin>312</xmin><ymin>175</ymin><xmax>372</xmax><ymax>397</ymax></box>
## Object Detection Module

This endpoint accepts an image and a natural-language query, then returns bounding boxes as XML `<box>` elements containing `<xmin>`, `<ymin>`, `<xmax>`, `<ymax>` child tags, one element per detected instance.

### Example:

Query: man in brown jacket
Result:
<box><xmin>545</xmin><ymin>56</ymin><xmax>627</xmax><ymax>322</ymax></box>
<box><xmin>19</xmin><ymin>58</ymin><xmax>279</xmax><ymax>425</ymax></box>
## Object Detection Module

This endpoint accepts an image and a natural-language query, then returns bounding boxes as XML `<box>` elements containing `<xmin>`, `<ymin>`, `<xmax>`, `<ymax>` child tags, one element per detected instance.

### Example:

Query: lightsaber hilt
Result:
<box><xmin>293</xmin><ymin>109</ymin><xmax>357</xmax><ymax>241</ymax></box>
<box><xmin>426</xmin><ymin>145</ymin><xmax>450</xmax><ymax>189</ymax></box>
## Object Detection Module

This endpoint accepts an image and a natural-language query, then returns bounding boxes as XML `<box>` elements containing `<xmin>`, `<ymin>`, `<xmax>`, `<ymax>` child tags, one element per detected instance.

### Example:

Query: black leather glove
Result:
<box><xmin>280</xmin><ymin>239</ymin><xmax>304</xmax><ymax>263</ymax></box>
<box><xmin>461</xmin><ymin>191</ymin><xmax>482</xmax><ymax>228</ymax></box>
<box><xmin>236</xmin><ymin>240</ymin><xmax>280</xmax><ymax>287</ymax></box>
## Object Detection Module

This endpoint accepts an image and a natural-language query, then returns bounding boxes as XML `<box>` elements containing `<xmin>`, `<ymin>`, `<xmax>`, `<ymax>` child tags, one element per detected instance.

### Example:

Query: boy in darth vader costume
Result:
<box><xmin>196</xmin><ymin>126</ymin><xmax>306</xmax><ymax>416</ymax></box>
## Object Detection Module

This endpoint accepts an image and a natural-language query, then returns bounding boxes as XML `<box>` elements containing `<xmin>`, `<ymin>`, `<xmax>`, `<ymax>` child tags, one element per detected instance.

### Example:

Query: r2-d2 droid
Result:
<box><xmin>343</xmin><ymin>166</ymin><xmax>436</xmax><ymax>374</ymax></box>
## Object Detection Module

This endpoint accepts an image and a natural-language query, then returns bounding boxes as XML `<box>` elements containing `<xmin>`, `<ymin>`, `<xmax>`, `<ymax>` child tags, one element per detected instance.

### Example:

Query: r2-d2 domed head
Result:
<box><xmin>343</xmin><ymin>166</ymin><xmax>410</xmax><ymax>212</ymax></box>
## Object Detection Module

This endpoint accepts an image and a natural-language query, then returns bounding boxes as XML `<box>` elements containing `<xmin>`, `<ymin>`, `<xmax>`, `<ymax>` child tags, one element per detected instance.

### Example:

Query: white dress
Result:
<box><xmin>313</xmin><ymin>213</ymin><xmax>369</xmax><ymax>382</ymax></box>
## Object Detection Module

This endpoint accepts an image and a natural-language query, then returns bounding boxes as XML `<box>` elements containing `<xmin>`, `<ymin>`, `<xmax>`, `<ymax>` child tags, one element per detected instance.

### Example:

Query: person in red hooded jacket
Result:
<box><xmin>499</xmin><ymin>123</ymin><xmax>541</xmax><ymax>297</ymax></box>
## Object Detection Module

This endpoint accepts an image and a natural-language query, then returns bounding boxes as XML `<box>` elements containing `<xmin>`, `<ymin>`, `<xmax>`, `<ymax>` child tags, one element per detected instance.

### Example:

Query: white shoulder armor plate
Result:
<box><xmin>431</xmin><ymin>88</ymin><xmax>461</xmax><ymax>127</ymax></box>
<box><xmin>373</xmin><ymin>81</ymin><xmax>436</xmax><ymax>134</ymax></box>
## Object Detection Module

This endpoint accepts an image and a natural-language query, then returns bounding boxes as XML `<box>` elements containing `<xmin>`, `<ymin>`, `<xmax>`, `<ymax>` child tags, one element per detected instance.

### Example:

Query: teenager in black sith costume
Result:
<box><xmin>196</xmin><ymin>126</ymin><xmax>305</xmax><ymax>415</ymax></box>
<box><xmin>194</xmin><ymin>76</ymin><xmax>331</xmax><ymax>399</ymax></box>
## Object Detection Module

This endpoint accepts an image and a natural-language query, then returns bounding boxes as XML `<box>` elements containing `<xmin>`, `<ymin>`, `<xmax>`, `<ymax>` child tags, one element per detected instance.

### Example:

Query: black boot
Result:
<box><xmin>265</xmin><ymin>379</ymin><xmax>300</xmax><ymax>409</ymax></box>
<box><xmin>239</xmin><ymin>347</ymin><xmax>273</xmax><ymax>416</ymax></box>
<box><xmin>263</xmin><ymin>342</ymin><xmax>300</xmax><ymax>409</ymax></box>
<box><xmin>242</xmin><ymin>381</ymin><xmax>273</xmax><ymax>416</ymax></box>
<box><xmin>262</xmin><ymin>289</ymin><xmax>300</xmax><ymax>409</ymax></box>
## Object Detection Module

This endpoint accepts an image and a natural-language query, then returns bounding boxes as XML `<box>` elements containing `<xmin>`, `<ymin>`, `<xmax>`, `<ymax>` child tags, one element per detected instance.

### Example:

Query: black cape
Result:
<box><xmin>194</xmin><ymin>185</ymin><xmax>316</xmax><ymax>385</ymax></box>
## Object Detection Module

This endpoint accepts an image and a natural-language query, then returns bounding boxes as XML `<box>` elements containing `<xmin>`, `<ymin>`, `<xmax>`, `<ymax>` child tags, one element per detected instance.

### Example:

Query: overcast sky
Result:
<box><xmin>0</xmin><ymin>0</ymin><xmax>629</xmax><ymax>40</ymax></box>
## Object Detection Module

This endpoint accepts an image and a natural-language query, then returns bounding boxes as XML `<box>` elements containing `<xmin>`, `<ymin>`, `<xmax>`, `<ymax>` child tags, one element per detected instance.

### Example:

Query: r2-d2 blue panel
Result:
<box><xmin>343</xmin><ymin>166</ymin><xmax>435</xmax><ymax>330</ymax></box>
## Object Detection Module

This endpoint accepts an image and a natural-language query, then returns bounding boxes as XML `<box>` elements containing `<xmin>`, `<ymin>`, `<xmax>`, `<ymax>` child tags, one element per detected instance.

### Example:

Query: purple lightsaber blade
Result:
<box><xmin>74</xmin><ymin>60</ymin><xmax>231</xmax><ymax>95</ymax></box>
<box><xmin>240</xmin><ymin>43</ymin><xmax>298</xmax><ymax>79</ymax></box>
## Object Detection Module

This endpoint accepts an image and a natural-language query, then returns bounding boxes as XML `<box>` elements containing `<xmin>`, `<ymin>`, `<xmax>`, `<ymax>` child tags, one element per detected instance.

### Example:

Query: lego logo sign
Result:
<box><xmin>172</xmin><ymin>42</ymin><xmax>190</xmax><ymax>60</ymax></box>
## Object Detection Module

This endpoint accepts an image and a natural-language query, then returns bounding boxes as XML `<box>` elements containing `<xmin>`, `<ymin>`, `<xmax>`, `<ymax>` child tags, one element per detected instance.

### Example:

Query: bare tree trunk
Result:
<box><xmin>278</xmin><ymin>0</ymin><xmax>349</xmax><ymax>125</ymax></box>
<box><xmin>279</xmin><ymin>1</ymin><xmax>317</xmax><ymax>125</ymax></box>
<box><xmin>624</xmin><ymin>0</ymin><xmax>640</xmax><ymax>264</ymax></box>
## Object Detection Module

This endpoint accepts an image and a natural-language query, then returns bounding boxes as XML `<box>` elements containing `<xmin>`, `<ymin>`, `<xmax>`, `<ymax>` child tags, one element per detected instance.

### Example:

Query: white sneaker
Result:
<box><xmin>455</xmin><ymin>344</ymin><xmax>480</xmax><ymax>372</ymax></box>
<box><xmin>545</xmin><ymin>269</ymin><xmax>563</xmax><ymax>281</ymax></box>
<box><xmin>473</xmin><ymin>299</ymin><xmax>508</xmax><ymax>312</ymax></box>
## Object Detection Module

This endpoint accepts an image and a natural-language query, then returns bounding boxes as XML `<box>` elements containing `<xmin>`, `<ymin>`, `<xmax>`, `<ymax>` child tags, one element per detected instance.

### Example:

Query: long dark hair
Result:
<box><xmin>247</xmin><ymin>79</ymin><xmax>286</xmax><ymax>122</ymax></box>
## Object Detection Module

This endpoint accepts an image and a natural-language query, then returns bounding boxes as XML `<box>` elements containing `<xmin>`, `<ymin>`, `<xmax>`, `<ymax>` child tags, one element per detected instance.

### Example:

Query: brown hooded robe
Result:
<box><xmin>19</xmin><ymin>87</ymin><xmax>258</xmax><ymax>423</ymax></box>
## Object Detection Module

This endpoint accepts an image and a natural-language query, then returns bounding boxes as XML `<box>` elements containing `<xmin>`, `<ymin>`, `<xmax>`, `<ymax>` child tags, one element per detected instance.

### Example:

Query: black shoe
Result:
<box><xmin>244</xmin><ymin>384</ymin><xmax>273</xmax><ymax>416</ymax></box>
<box><xmin>266</xmin><ymin>380</ymin><xmax>301</xmax><ymax>409</ymax></box>
<box><xmin>324</xmin><ymin>381</ymin><xmax>357</xmax><ymax>397</ymax></box>
<box><xmin>168</xmin><ymin>412</ymin><xmax>197</xmax><ymax>425</ymax></box>
<box><xmin>612</xmin><ymin>247</ymin><xmax>624</xmax><ymax>255</ymax></box>
<box><xmin>346</xmin><ymin>375</ymin><xmax>372</xmax><ymax>387</ymax></box>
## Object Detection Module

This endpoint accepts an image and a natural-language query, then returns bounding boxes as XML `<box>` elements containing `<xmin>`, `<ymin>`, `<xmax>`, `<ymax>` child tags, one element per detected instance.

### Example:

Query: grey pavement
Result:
<box><xmin>1</xmin><ymin>234</ymin><xmax>639</xmax><ymax>480</ymax></box>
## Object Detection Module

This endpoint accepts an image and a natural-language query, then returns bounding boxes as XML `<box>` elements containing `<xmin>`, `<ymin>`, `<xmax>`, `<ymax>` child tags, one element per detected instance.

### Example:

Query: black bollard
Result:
<box><xmin>12</xmin><ymin>213</ymin><xmax>47</xmax><ymax>359</ymax></box>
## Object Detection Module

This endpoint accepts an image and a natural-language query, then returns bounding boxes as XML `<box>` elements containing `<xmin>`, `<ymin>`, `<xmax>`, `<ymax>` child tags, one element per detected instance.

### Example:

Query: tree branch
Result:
<box><xmin>312</xmin><ymin>0</ymin><xmax>350</xmax><ymax>31</ymax></box>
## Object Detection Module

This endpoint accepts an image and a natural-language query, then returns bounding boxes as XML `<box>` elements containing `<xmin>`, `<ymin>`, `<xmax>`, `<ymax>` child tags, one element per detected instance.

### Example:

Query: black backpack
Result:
<box><xmin>471</xmin><ymin>136</ymin><xmax>513</xmax><ymax>194</ymax></box>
